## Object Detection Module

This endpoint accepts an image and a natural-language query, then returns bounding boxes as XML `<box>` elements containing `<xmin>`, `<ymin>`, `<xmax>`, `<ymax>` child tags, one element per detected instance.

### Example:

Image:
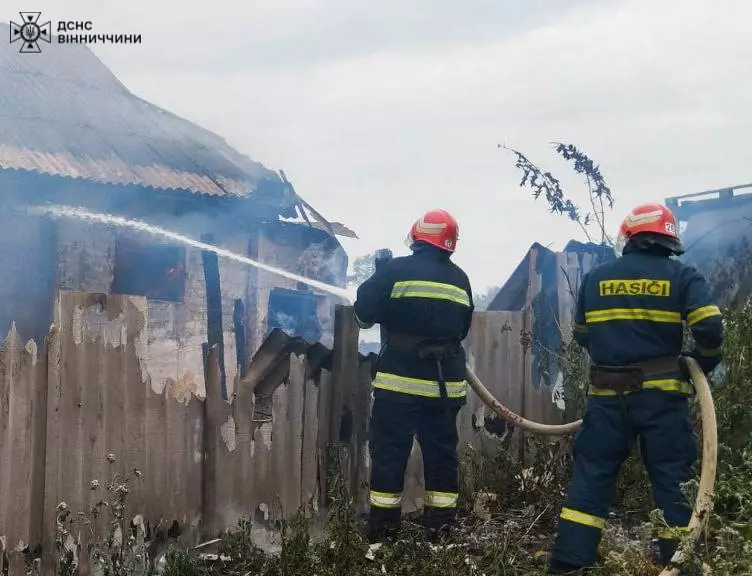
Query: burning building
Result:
<box><xmin>666</xmin><ymin>183</ymin><xmax>752</xmax><ymax>305</ymax></box>
<box><xmin>0</xmin><ymin>25</ymin><xmax>356</xmax><ymax>396</ymax></box>
<box><xmin>482</xmin><ymin>184</ymin><xmax>752</xmax><ymax>412</ymax></box>
<box><xmin>665</xmin><ymin>183</ymin><xmax>752</xmax><ymax>258</ymax></box>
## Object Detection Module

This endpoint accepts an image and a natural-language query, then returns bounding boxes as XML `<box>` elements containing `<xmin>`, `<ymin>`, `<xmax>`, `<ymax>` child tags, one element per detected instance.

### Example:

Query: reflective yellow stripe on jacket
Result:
<box><xmin>585</xmin><ymin>308</ymin><xmax>682</xmax><ymax>324</ymax></box>
<box><xmin>686</xmin><ymin>305</ymin><xmax>722</xmax><ymax>326</ymax></box>
<box><xmin>373</xmin><ymin>372</ymin><xmax>467</xmax><ymax>399</ymax></box>
<box><xmin>585</xmin><ymin>305</ymin><xmax>722</xmax><ymax>327</ymax></box>
<box><xmin>390</xmin><ymin>280</ymin><xmax>471</xmax><ymax>307</ymax></box>
<box><xmin>588</xmin><ymin>378</ymin><xmax>693</xmax><ymax>396</ymax></box>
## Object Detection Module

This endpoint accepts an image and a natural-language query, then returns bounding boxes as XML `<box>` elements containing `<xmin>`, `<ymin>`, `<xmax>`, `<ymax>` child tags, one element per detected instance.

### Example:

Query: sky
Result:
<box><xmin>3</xmin><ymin>0</ymin><xmax>751</xmax><ymax>293</ymax></box>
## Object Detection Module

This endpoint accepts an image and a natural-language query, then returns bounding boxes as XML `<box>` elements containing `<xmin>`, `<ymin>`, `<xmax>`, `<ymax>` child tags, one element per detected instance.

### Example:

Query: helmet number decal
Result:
<box><xmin>665</xmin><ymin>222</ymin><xmax>676</xmax><ymax>234</ymax></box>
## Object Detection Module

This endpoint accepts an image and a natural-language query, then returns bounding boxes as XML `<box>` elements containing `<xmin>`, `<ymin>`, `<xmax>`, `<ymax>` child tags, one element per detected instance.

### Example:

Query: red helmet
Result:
<box><xmin>615</xmin><ymin>203</ymin><xmax>682</xmax><ymax>255</ymax></box>
<box><xmin>405</xmin><ymin>209</ymin><xmax>459</xmax><ymax>253</ymax></box>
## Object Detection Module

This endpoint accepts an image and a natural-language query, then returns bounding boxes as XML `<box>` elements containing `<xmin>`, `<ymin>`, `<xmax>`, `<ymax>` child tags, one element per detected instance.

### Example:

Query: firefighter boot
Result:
<box><xmin>547</xmin><ymin>557</ymin><xmax>591</xmax><ymax>574</ymax></box>
<box><xmin>367</xmin><ymin>512</ymin><xmax>401</xmax><ymax>544</ymax></box>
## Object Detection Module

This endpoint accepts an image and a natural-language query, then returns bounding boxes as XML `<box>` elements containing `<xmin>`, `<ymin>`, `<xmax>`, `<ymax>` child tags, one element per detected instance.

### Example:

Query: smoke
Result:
<box><xmin>679</xmin><ymin>205</ymin><xmax>752</xmax><ymax>284</ymax></box>
<box><xmin>295</xmin><ymin>240</ymin><xmax>348</xmax><ymax>287</ymax></box>
<box><xmin>26</xmin><ymin>204</ymin><xmax>353</xmax><ymax>301</ymax></box>
<box><xmin>0</xmin><ymin>204</ymin><xmax>57</xmax><ymax>342</ymax></box>
<box><xmin>1</xmin><ymin>182</ymin><xmax>359</xmax><ymax>357</ymax></box>
<box><xmin>273</xmin><ymin>311</ymin><xmax>297</xmax><ymax>333</ymax></box>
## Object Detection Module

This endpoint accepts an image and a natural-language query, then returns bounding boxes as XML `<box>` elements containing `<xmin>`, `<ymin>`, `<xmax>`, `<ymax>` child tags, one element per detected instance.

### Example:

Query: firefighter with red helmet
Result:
<box><xmin>548</xmin><ymin>203</ymin><xmax>724</xmax><ymax>573</ymax></box>
<box><xmin>354</xmin><ymin>209</ymin><xmax>474</xmax><ymax>542</ymax></box>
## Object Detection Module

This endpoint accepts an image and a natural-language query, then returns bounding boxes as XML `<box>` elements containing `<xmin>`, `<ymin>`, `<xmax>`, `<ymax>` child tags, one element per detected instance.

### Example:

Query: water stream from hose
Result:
<box><xmin>28</xmin><ymin>204</ymin><xmax>356</xmax><ymax>303</ymax></box>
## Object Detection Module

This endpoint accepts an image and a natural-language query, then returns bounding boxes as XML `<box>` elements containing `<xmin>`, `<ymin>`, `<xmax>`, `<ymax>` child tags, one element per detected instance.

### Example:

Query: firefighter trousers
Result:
<box><xmin>368</xmin><ymin>396</ymin><xmax>462</xmax><ymax>539</ymax></box>
<box><xmin>551</xmin><ymin>390</ymin><xmax>698</xmax><ymax>569</ymax></box>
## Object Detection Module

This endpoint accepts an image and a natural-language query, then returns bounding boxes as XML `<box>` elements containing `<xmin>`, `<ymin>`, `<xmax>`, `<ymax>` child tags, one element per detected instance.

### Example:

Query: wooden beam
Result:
<box><xmin>328</xmin><ymin>305</ymin><xmax>360</xmax><ymax>498</ymax></box>
<box><xmin>233</xmin><ymin>299</ymin><xmax>247</xmax><ymax>377</ymax></box>
<box><xmin>201</xmin><ymin>233</ymin><xmax>227</xmax><ymax>399</ymax></box>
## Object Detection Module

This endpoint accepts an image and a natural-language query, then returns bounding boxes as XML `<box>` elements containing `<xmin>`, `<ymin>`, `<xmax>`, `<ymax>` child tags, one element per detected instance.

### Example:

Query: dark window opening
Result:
<box><xmin>111</xmin><ymin>237</ymin><xmax>186</xmax><ymax>302</ymax></box>
<box><xmin>252</xmin><ymin>392</ymin><xmax>274</xmax><ymax>424</ymax></box>
<box><xmin>267</xmin><ymin>287</ymin><xmax>322</xmax><ymax>342</ymax></box>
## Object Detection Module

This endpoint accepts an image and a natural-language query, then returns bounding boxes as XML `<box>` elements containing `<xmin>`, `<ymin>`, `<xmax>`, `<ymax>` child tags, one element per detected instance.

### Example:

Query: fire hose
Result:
<box><xmin>465</xmin><ymin>357</ymin><xmax>717</xmax><ymax>574</ymax></box>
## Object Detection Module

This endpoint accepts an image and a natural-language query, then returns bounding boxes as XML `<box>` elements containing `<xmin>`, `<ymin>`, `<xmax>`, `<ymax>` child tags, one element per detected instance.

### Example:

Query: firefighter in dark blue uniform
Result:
<box><xmin>548</xmin><ymin>203</ymin><xmax>724</xmax><ymax>573</ymax></box>
<box><xmin>354</xmin><ymin>208</ymin><xmax>474</xmax><ymax>542</ymax></box>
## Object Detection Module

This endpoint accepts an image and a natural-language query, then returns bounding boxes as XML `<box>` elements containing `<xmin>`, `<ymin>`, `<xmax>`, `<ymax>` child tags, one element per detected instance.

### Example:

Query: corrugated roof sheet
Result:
<box><xmin>241</xmin><ymin>328</ymin><xmax>376</xmax><ymax>396</ymax></box>
<box><xmin>280</xmin><ymin>216</ymin><xmax>359</xmax><ymax>239</ymax></box>
<box><xmin>488</xmin><ymin>241</ymin><xmax>611</xmax><ymax>312</ymax></box>
<box><xmin>0</xmin><ymin>24</ymin><xmax>278</xmax><ymax>197</ymax></box>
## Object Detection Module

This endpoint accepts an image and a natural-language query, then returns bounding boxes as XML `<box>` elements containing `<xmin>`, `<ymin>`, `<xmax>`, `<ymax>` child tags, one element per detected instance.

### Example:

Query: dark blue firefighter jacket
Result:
<box><xmin>573</xmin><ymin>245</ymin><xmax>723</xmax><ymax>394</ymax></box>
<box><xmin>353</xmin><ymin>243</ymin><xmax>474</xmax><ymax>404</ymax></box>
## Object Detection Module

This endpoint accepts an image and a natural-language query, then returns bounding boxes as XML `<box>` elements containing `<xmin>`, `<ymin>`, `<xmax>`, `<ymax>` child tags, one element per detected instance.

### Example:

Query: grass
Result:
<box><xmin>43</xmin><ymin>298</ymin><xmax>752</xmax><ymax>575</ymax></box>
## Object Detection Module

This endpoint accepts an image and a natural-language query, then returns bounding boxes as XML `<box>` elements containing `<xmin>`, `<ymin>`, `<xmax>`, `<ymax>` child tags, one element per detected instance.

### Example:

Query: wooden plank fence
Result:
<box><xmin>0</xmin><ymin>277</ymin><xmax>580</xmax><ymax>573</ymax></box>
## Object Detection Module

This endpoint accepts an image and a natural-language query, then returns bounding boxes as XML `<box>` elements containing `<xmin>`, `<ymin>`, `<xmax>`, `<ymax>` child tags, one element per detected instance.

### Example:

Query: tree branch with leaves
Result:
<box><xmin>347</xmin><ymin>254</ymin><xmax>376</xmax><ymax>286</ymax></box>
<box><xmin>500</xmin><ymin>142</ymin><xmax>615</xmax><ymax>247</ymax></box>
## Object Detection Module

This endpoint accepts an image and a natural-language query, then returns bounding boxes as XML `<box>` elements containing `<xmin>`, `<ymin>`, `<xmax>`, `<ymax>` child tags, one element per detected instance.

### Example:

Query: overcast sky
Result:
<box><xmin>4</xmin><ymin>0</ymin><xmax>751</xmax><ymax>292</ymax></box>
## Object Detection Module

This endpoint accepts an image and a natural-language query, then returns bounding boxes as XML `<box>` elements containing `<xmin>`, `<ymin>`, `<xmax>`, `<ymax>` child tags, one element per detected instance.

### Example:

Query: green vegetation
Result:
<box><xmin>142</xmin><ymin>297</ymin><xmax>749</xmax><ymax>576</ymax></box>
<box><xmin>40</xmin><ymin>148</ymin><xmax>752</xmax><ymax>574</ymax></box>
<box><xmin>46</xmin><ymin>295</ymin><xmax>743</xmax><ymax>575</ymax></box>
<box><xmin>43</xmin><ymin>290</ymin><xmax>752</xmax><ymax>575</ymax></box>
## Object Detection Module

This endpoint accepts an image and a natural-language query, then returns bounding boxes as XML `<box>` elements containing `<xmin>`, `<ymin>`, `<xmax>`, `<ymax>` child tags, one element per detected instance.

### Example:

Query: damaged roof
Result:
<box><xmin>0</xmin><ymin>25</ymin><xmax>278</xmax><ymax>198</ymax></box>
<box><xmin>665</xmin><ymin>183</ymin><xmax>752</xmax><ymax>222</ymax></box>
<box><xmin>488</xmin><ymin>241</ymin><xmax>612</xmax><ymax>312</ymax></box>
